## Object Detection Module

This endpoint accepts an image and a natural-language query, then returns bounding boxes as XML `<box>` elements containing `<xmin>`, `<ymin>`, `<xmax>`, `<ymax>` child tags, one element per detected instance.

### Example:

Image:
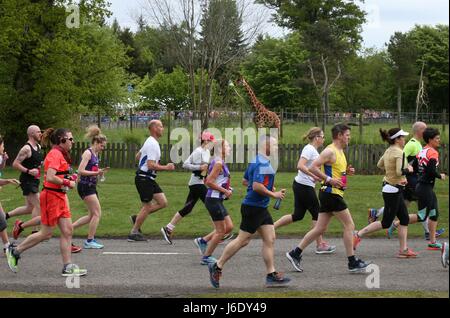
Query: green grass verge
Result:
<box><xmin>0</xmin><ymin>290</ymin><xmax>96</xmax><ymax>298</ymax></box>
<box><xmin>0</xmin><ymin>169</ymin><xmax>448</xmax><ymax>238</ymax></box>
<box><xmin>194</xmin><ymin>290</ymin><xmax>449</xmax><ymax>298</ymax></box>
<box><xmin>73</xmin><ymin>123</ymin><xmax>449</xmax><ymax>145</ymax></box>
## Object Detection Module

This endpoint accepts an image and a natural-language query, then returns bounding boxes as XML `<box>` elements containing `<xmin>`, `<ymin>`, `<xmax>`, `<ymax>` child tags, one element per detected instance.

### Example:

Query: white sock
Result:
<box><xmin>4</xmin><ymin>242</ymin><xmax>10</xmax><ymax>249</ymax></box>
<box><xmin>167</xmin><ymin>223</ymin><xmax>175</xmax><ymax>232</ymax></box>
<box><xmin>376</xmin><ymin>207</ymin><xmax>384</xmax><ymax>218</ymax></box>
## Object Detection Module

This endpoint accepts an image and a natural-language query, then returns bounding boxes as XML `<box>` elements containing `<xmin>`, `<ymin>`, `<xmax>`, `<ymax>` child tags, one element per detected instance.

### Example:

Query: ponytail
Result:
<box><xmin>85</xmin><ymin>125</ymin><xmax>107</xmax><ymax>144</ymax></box>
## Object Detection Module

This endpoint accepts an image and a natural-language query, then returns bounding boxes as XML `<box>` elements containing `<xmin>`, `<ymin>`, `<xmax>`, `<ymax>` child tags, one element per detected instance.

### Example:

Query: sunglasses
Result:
<box><xmin>61</xmin><ymin>137</ymin><xmax>75</xmax><ymax>143</ymax></box>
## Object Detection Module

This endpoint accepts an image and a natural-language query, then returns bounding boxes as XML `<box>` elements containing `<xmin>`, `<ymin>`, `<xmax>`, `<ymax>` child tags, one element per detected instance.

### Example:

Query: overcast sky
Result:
<box><xmin>107</xmin><ymin>0</ymin><xmax>449</xmax><ymax>49</ymax></box>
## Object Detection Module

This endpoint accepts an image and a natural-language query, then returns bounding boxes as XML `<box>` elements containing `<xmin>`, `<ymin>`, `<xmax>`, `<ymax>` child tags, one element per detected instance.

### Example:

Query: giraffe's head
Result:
<box><xmin>236</xmin><ymin>76</ymin><xmax>246</xmax><ymax>86</ymax></box>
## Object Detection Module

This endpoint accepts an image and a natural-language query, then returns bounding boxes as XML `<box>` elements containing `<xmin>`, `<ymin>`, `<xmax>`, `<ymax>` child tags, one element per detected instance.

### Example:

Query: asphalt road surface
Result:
<box><xmin>1</xmin><ymin>237</ymin><xmax>448</xmax><ymax>297</ymax></box>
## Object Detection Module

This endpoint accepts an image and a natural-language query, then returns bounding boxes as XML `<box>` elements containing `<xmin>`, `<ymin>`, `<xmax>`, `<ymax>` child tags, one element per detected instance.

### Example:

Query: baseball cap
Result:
<box><xmin>201</xmin><ymin>131</ymin><xmax>215</xmax><ymax>142</ymax></box>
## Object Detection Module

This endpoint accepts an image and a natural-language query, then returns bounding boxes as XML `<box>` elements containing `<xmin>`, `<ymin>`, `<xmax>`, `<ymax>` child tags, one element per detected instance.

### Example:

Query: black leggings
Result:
<box><xmin>381</xmin><ymin>190</ymin><xmax>409</xmax><ymax>228</ymax></box>
<box><xmin>178</xmin><ymin>184</ymin><xmax>207</xmax><ymax>217</ymax></box>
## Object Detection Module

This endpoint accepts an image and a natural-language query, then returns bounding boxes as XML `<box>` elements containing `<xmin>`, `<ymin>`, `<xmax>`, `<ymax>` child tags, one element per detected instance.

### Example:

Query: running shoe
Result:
<box><xmin>12</xmin><ymin>220</ymin><xmax>24</xmax><ymax>240</ymax></box>
<box><xmin>61</xmin><ymin>264</ymin><xmax>87</xmax><ymax>277</ymax></box>
<box><xmin>348</xmin><ymin>258</ymin><xmax>371</xmax><ymax>273</ymax></box>
<box><xmin>127</xmin><ymin>233</ymin><xmax>147</xmax><ymax>242</ymax></box>
<box><xmin>83</xmin><ymin>239</ymin><xmax>104</xmax><ymax>249</ymax></box>
<box><xmin>6</xmin><ymin>245</ymin><xmax>19</xmax><ymax>273</ymax></box>
<box><xmin>201</xmin><ymin>255</ymin><xmax>217</xmax><ymax>265</ymax></box>
<box><xmin>441</xmin><ymin>242</ymin><xmax>448</xmax><ymax>268</ymax></box>
<box><xmin>71</xmin><ymin>244</ymin><xmax>82</xmax><ymax>253</ymax></box>
<box><xmin>427</xmin><ymin>241</ymin><xmax>442</xmax><ymax>251</ymax></box>
<box><xmin>208</xmin><ymin>262</ymin><xmax>222</xmax><ymax>288</ymax></box>
<box><xmin>129</xmin><ymin>215</ymin><xmax>142</xmax><ymax>234</ymax></box>
<box><xmin>315</xmin><ymin>242</ymin><xmax>336</xmax><ymax>254</ymax></box>
<box><xmin>219</xmin><ymin>232</ymin><xmax>234</xmax><ymax>245</ymax></box>
<box><xmin>425</xmin><ymin>228</ymin><xmax>446</xmax><ymax>241</ymax></box>
<box><xmin>367</xmin><ymin>208</ymin><xmax>378</xmax><ymax>224</ymax></box>
<box><xmin>160</xmin><ymin>226</ymin><xmax>173</xmax><ymax>245</ymax></box>
<box><xmin>352</xmin><ymin>231</ymin><xmax>362</xmax><ymax>250</ymax></box>
<box><xmin>266</xmin><ymin>272</ymin><xmax>291</xmax><ymax>288</ymax></box>
<box><xmin>285</xmin><ymin>251</ymin><xmax>303</xmax><ymax>272</ymax></box>
<box><xmin>386</xmin><ymin>222</ymin><xmax>397</xmax><ymax>239</ymax></box>
<box><xmin>397</xmin><ymin>248</ymin><xmax>418</xmax><ymax>258</ymax></box>
<box><xmin>194</xmin><ymin>237</ymin><xmax>207</xmax><ymax>255</ymax></box>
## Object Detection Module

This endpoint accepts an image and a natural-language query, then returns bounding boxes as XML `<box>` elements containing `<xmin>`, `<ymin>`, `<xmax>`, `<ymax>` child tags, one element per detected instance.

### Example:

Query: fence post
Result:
<box><xmin>359</xmin><ymin>109</ymin><xmax>364</xmax><ymax>143</ymax></box>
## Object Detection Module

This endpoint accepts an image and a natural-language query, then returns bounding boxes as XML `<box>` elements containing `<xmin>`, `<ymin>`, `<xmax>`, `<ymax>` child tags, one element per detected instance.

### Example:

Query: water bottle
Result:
<box><xmin>341</xmin><ymin>172</ymin><xmax>347</xmax><ymax>191</ymax></box>
<box><xmin>273</xmin><ymin>198</ymin><xmax>282</xmax><ymax>210</ymax></box>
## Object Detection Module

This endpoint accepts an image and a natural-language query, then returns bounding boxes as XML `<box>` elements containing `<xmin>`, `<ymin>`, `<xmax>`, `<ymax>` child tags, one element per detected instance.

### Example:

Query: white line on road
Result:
<box><xmin>103</xmin><ymin>252</ymin><xmax>191</xmax><ymax>255</ymax></box>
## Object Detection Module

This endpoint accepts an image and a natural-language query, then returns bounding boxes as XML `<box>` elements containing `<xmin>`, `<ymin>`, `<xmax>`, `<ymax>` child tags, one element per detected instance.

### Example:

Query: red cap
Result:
<box><xmin>201</xmin><ymin>132</ymin><xmax>215</xmax><ymax>142</ymax></box>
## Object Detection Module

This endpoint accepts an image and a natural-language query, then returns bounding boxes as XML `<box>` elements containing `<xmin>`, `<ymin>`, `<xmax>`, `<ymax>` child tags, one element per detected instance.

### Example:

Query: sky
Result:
<box><xmin>106</xmin><ymin>0</ymin><xmax>449</xmax><ymax>50</ymax></box>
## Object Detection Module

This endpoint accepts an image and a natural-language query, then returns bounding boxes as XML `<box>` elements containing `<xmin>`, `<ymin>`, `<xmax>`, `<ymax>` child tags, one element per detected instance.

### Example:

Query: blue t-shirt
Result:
<box><xmin>242</xmin><ymin>155</ymin><xmax>275</xmax><ymax>208</ymax></box>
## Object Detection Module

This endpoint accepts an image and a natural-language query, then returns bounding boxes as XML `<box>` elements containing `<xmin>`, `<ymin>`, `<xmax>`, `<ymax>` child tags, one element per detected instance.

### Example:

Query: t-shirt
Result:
<box><xmin>404</xmin><ymin>138</ymin><xmax>422</xmax><ymax>163</ymax></box>
<box><xmin>294</xmin><ymin>144</ymin><xmax>319</xmax><ymax>187</ymax></box>
<box><xmin>242</xmin><ymin>154</ymin><xmax>275</xmax><ymax>208</ymax></box>
<box><xmin>377</xmin><ymin>145</ymin><xmax>407</xmax><ymax>186</ymax></box>
<box><xmin>417</xmin><ymin>146</ymin><xmax>441</xmax><ymax>185</ymax></box>
<box><xmin>183</xmin><ymin>146</ymin><xmax>211</xmax><ymax>186</ymax></box>
<box><xmin>43</xmin><ymin>148</ymin><xmax>70</xmax><ymax>197</ymax></box>
<box><xmin>138</xmin><ymin>136</ymin><xmax>161</xmax><ymax>179</ymax></box>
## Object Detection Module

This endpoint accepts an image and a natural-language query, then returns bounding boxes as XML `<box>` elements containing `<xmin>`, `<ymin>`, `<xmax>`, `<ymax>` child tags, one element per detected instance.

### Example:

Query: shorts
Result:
<box><xmin>319</xmin><ymin>191</ymin><xmax>348</xmax><ymax>213</ymax></box>
<box><xmin>77</xmin><ymin>183</ymin><xmax>98</xmax><ymax>200</ymax></box>
<box><xmin>416</xmin><ymin>183</ymin><xmax>439</xmax><ymax>222</ymax></box>
<box><xmin>135</xmin><ymin>176</ymin><xmax>163</xmax><ymax>203</ymax></box>
<box><xmin>40</xmin><ymin>189</ymin><xmax>71</xmax><ymax>227</ymax></box>
<box><xmin>292</xmin><ymin>181</ymin><xmax>319</xmax><ymax>221</ymax></box>
<box><xmin>240</xmin><ymin>204</ymin><xmax>274</xmax><ymax>234</ymax></box>
<box><xmin>404</xmin><ymin>175</ymin><xmax>418</xmax><ymax>202</ymax></box>
<box><xmin>205</xmin><ymin>197</ymin><xmax>228</xmax><ymax>221</ymax></box>
<box><xmin>19</xmin><ymin>178</ymin><xmax>40</xmax><ymax>196</ymax></box>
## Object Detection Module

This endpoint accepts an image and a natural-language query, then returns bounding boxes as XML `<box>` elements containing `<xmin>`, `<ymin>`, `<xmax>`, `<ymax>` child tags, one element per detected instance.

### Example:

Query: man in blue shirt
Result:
<box><xmin>208</xmin><ymin>135</ymin><xmax>291</xmax><ymax>288</ymax></box>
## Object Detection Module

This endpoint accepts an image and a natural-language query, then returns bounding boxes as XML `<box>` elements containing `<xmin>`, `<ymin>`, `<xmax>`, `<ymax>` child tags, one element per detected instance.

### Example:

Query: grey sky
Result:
<box><xmin>107</xmin><ymin>0</ymin><xmax>449</xmax><ymax>49</ymax></box>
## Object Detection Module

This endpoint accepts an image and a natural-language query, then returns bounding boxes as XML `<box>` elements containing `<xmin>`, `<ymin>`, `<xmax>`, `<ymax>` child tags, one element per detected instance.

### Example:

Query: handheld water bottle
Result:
<box><xmin>273</xmin><ymin>198</ymin><xmax>282</xmax><ymax>210</ymax></box>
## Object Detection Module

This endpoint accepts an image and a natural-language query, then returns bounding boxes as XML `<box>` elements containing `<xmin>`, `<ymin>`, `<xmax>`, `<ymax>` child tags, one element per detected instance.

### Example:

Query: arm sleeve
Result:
<box><xmin>183</xmin><ymin>150</ymin><xmax>201</xmax><ymax>171</ymax></box>
<box><xmin>426</xmin><ymin>159</ymin><xmax>442</xmax><ymax>179</ymax></box>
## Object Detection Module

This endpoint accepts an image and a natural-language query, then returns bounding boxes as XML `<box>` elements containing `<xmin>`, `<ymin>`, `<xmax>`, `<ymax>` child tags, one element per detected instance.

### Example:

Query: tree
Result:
<box><xmin>387</xmin><ymin>32</ymin><xmax>419</xmax><ymax>127</ymax></box>
<box><xmin>257</xmin><ymin>0</ymin><xmax>366</xmax><ymax>128</ymax></box>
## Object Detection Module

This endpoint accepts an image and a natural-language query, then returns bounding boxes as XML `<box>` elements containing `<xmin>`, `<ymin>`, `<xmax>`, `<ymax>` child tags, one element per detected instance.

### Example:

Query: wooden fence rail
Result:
<box><xmin>70</xmin><ymin>142</ymin><xmax>449</xmax><ymax>175</ymax></box>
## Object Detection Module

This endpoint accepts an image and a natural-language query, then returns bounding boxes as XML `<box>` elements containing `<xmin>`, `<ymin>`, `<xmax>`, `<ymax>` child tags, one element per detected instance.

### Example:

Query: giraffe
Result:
<box><xmin>237</xmin><ymin>77</ymin><xmax>281</xmax><ymax>131</ymax></box>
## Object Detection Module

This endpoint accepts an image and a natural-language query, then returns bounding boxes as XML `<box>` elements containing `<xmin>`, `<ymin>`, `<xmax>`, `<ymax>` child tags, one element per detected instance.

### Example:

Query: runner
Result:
<box><xmin>368</xmin><ymin>122</ymin><xmax>445</xmax><ymax>239</ymax></box>
<box><xmin>208</xmin><ymin>135</ymin><xmax>291</xmax><ymax>288</ymax></box>
<box><xmin>274</xmin><ymin>127</ymin><xmax>336</xmax><ymax>254</ymax></box>
<box><xmin>5</xmin><ymin>125</ymin><xmax>43</xmax><ymax>238</ymax></box>
<box><xmin>285</xmin><ymin>124</ymin><xmax>371</xmax><ymax>273</ymax></box>
<box><xmin>72</xmin><ymin>125</ymin><xmax>108</xmax><ymax>249</ymax></box>
<box><xmin>195</xmin><ymin>139</ymin><xmax>234</xmax><ymax>265</ymax></box>
<box><xmin>160</xmin><ymin>132</ymin><xmax>215</xmax><ymax>245</ymax></box>
<box><xmin>0</xmin><ymin>136</ymin><xmax>21</xmax><ymax>254</ymax></box>
<box><xmin>5</xmin><ymin>128</ymin><xmax>87</xmax><ymax>276</ymax></box>
<box><xmin>128</xmin><ymin>120</ymin><xmax>175</xmax><ymax>242</ymax></box>
<box><xmin>387</xmin><ymin>128</ymin><xmax>446</xmax><ymax>250</ymax></box>
<box><xmin>353</xmin><ymin>128</ymin><xmax>417</xmax><ymax>258</ymax></box>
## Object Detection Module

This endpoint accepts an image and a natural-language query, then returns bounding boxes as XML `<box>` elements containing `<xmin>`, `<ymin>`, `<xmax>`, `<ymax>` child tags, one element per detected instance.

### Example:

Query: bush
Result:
<box><xmin>122</xmin><ymin>132</ymin><xmax>143</xmax><ymax>146</ymax></box>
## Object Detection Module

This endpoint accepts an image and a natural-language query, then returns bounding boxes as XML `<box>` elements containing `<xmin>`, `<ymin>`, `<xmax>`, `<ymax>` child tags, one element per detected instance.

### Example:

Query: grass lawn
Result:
<box><xmin>0</xmin><ymin>290</ymin><xmax>96</xmax><ymax>298</ymax></box>
<box><xmin>73</xmin><ymin>122</ymin><xmax>449</xmax><ymax>146</ymax></box>
<box><xmin>0</xmin><ymin>168</ymin><xmax>448</xmax><ymax>238</ymax></box>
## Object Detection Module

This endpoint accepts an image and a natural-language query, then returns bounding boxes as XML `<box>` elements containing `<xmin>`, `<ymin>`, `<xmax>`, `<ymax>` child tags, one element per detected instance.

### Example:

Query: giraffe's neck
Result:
<box><xmin>242</xmin><ymin>80</ymin><xmax>265</xmax><ymax>113</ymax></box>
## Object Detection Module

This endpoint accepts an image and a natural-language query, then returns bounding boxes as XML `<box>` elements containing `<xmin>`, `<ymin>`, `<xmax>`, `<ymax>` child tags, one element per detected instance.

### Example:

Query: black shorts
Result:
<box><xmin>292</xmin><ymin>181</ymin><xmax>319</xmax><ymax>221</ymax></box>
<box><xmin>135</xmin><ymin>176</ymin><xmax>163</xmax><ymax>203</ymax></box>
<box><xmin>205</xmin><ymin>197</ymin><xmax>228</xmax><ymax>221</ymax></box>
<box><xmin>240</xmin><ymin>204</ymin><xmax>274</xmax><ymax>234</ymax></box>
<box><xmin>178</xmin><ymin>184</ymin><xmax>207</xmax><ymax>217</ymax></box>
<box><xmin>416</xmin><ymin>183</ymin><xmax>439</xmax><ymax>221</ymax></box>
<box><xmin>19</xmin><ymin>178</ymin><xmax>40</xmax><ymax>196</ymax></box>
<box><xmin>403</xmin><ymin>183</ymin><xmax>418</xmax><ymax>202</ymax></box>
<box><xmin>319</xmin><ymin>191</ymin><xmax>348</xmax><ymax>213</ymax></box>
<box><xmin>77</xmin><ymin>183</ymin><xmax>98</xmax><ymax>200</ymax></box>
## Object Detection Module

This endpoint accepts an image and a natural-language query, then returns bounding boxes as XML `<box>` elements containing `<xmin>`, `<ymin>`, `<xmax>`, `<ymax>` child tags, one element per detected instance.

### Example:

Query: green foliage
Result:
<box><xmin>122</xmin><ymin>131</ymin><xmax>143</xmax><ymax>146</ymax></box>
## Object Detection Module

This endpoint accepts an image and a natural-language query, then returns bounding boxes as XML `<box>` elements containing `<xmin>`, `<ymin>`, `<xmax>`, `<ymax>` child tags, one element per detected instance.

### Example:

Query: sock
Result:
<box><xmin>5</xmin><ymin>212</ymin><xmax>10</xmax><ymax>220</ymax></box>
<box><xmin>31</xmin><ymin>230</ymin><xmax>38</xmax><ymax>234</ymax></box>
<box><xmin>131</xmin><ymin>229</ymin><xmax>140</xmax><ymax>235</ymax></box>
<box><xmin>292</xmin><ymin>247</ymin><xmax>303</xmax><ymax>258</ymax></box>
<box><xmin>87</xmin><ymin>238</ymin><xmax>93</xmax><ymax>243</ymax></box>
<box><xmin>348</xmin><ymin>255</ymin><xmax>356</xmax><ymax>264</ymax></box>
<box><xmin>267</xmin><ymin>271</ymin><xmax>277</xmax><ymax>277</ymax></box>
<box><xmin>167</xmin><ymin>223</ymin><xmax>175</xmax><ymax>232</ymax></box>
<box><xmin>12</xmin><ymin>248</ymin><xmax>21</xmax><ymax>258</ymax></box>
<box><xmin>376</xmin><ymin>207</ymin><xmax>384</xmax><ymax>218</ymax></box>
<box><xmin>4</xmin><ymin>242</ymin><xmax>10</xmax><ymax>249</ymax></box>
<box><xmin>215</xmin><ymin>263</ymin><xmax>222</xmax><ymax>271</ymax></box>
<box><xmin>422</xmin><ymin>219</ymin><xmax>430</xmax><ymax>233</ymax></box>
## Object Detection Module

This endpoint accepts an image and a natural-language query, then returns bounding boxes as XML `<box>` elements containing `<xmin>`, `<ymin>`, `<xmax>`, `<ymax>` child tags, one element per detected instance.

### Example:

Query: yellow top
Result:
<box><xmin>321</xmin><ymin>143</ymin><xmax>347</xmax><ymax>197</ymax></box>
<box><xmin>377</xmin><ymin>145</ymin><xmax>407</xmax><ymax>186</ymax></box>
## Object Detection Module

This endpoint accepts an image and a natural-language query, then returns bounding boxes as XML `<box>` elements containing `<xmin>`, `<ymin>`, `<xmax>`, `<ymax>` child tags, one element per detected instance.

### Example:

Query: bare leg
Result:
<box><xmin>274</xmin><ymin>215</ymin><xmax>293</xmax><ymax>229</ymax></box>
<box><xmin>299</xmin><ymin>213</ymin><xmax>333</xmax><ymax>250</ymax></box>
<box><xmin>58</xmin><ymin>218</ymin><xmax>73</xmax><ymax>265</ymax></box>
<box><xmin>257</xmin><ymin>225</ymin><xmax>276</xmax><ymax>274</ymax></box>
<box><xmin>217</xmin><ymin>230</ymin><xmax>252</xmax><ymax>269</ymax></box>
<box><xmin>333</xmin><ymin>209</ymin><xmax>355</xmax><ymax>257</ymax></box>
<box><xmin>133</xmin><ymin>193</ymin><xmax>168</xmax><ymax>232</ymax></box>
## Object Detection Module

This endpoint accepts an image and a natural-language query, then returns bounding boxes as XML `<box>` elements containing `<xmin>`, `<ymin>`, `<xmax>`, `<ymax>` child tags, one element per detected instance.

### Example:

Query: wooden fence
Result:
<box><xmin>70</xmin><ymin>142</ymin><xmax>449</xmax><ymax>175</ymax></box>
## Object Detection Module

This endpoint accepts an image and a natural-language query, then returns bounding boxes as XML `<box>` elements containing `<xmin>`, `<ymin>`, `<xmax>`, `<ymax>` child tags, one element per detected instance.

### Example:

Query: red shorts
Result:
<box><xmin>40</xmin><ymin>189</ymin><xmax>71</xmax><ymax>227</ymax></box>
